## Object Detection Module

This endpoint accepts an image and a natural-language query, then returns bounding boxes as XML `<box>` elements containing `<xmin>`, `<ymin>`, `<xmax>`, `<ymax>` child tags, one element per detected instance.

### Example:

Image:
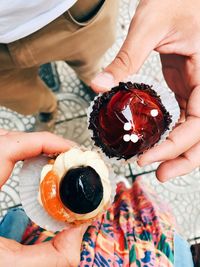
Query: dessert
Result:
<box><xmin>89</xmin><ymin>82</ymin><xmax>172</xmax><ymax>160</ymax></box>
<box><xmin>39</xmin><ymin>148</ymin><xmax>111</xmax><ymax>224</ymax></box>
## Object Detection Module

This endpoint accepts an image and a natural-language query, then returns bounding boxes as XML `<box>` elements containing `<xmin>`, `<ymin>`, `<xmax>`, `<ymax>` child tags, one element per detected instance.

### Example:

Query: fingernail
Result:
<box><xmin>137</xmin><ymin>158</ymin><xmax>149</xmax><ymax>167</ymax></box>
<box><xmin>138</xmin><ymin>161</ymin><xmax>148</xmax><ymax>167</ymax></box>
<box><xmin>91</xmin><ymin>72</ymin><xmax>115</xmax><ymax>89</ymax></box>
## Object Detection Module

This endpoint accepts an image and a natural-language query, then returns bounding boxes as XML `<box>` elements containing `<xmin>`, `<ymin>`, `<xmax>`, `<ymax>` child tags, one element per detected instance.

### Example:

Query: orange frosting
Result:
<box><xmin>40</xmin><ymin>170</ymin><xmax>70</xmax><ymax>222</ymax></box>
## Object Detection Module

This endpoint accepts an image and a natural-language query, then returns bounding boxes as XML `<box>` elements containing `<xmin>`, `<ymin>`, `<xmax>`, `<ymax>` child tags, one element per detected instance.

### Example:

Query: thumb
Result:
<box><xmin>52</xmin><ymin>224</ymin><xmax>89</xmax><ymax>266</ymax></box>
<box><xmin>91</xmin><ymin>2</ymin><xmax>170</xmax><ymax>92</ymax></box>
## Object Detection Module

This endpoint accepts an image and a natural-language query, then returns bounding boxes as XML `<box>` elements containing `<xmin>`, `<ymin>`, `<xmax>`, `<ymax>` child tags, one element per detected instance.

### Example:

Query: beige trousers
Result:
<box><xmin>0</xmin><ymin>0</ymin><xmax>119</xmax><ymax>115</ymax></box>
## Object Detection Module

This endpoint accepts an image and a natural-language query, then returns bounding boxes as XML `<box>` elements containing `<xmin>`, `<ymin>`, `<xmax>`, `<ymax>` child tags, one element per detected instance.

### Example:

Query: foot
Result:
<box><xmin>39</xmin><ymin>112</ymin><xmax>55</xmax><ymax>123</ymax></box>
<box><xmin>32</xmin><ymin>109</ymin><xmax>57</xmax><ymax>132</ymax></box>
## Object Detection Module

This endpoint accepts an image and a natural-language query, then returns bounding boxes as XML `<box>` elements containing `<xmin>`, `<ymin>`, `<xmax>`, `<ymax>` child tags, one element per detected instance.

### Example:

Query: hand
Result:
<box><xmin>0</xmin><ymin>130</ymin><xmax>87</xmax><ymax>266</ymax></box>
<box><xmin>0</xmin><ymin>129</ymin><xmax>75</xmax><ymax>187</ymax></box>
<box><xmin>0</xmin><ymin>224</ymin><xmax>88</xmax><ymax>267</ymax></box>
<box><xmin>91</xmin><ymin>0</ymin><xmax>200</xmax><ymax>181</ymax></box>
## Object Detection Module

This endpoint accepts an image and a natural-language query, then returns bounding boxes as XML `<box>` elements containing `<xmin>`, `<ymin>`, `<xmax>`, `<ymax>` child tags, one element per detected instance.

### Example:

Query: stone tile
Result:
<box><xmin>0</xmin><ymin>0</ymin><xmax>199</xmax><ymax>245</ymax></box>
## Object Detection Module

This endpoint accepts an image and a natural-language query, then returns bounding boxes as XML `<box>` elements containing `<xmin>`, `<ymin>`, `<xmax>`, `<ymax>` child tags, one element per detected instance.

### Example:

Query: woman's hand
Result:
<box><xmin>0</xmin><ymin>129</ymin><xmax>75</xmax><ymax>187</ymax></box>
<box><xmin>0</xmin><ymin>224</ymin><xmax>88</xmax><ymax>267</ymax></box>
<box><xmin>0</xmin><ymin>130</ymin><xmax>87</xmax><ymax>266</ymax></box>
<box><xmin>91</xmin><ymin>0</ymin><xmax>200</xmax><ymax>181</ymax></box>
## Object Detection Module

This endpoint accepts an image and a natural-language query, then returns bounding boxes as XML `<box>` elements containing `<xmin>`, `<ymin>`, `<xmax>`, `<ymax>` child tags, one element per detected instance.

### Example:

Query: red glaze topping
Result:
<box><xmin>89</xmin><ymin>82</ymin><xmax>171</xmax><ymax>159</ymax></box>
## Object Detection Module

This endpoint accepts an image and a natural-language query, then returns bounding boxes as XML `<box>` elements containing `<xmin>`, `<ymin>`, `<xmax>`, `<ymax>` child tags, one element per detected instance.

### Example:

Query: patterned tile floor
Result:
<box><xmin>0</xmin><ymin>0</ymin><xmax>200</xmax><ymax>244</ymax></box>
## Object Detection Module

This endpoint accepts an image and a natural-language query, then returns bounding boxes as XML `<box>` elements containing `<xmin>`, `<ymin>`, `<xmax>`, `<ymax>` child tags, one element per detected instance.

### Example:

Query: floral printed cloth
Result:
<box><xmin>22</xmin><ymin>177</ymin><xmax>175</xmax><ymax>266</ymax></box>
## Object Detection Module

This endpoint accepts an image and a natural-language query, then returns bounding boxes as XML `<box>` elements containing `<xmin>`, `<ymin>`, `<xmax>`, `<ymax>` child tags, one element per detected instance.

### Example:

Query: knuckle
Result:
<box><xmin>67</xmin><ymin>259</ymin><xmax>80</xmax><ymax>267</ymax></box>
<box><xmin>114</xmin><ymin>50</ymin><xmax>132</xmax><ymax>74</ymax></box>
<box><xmin>184</xmin><ymin>153</ymin><xmax>195</xmax><ymax>169</ymax></box>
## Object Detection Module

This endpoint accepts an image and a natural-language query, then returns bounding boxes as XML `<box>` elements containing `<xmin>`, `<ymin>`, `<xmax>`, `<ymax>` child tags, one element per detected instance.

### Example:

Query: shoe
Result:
<box><xmin>39</xmin><ymin>112</ymin><xmax>55</xmax><ymax>123</ymax></box>
<box><xmin>32</xmin><ymin>109</ymin><xmax>57</xmax><ymax>132</ymax></box>
<box><xmin>80</xmin><ymin>81</ymin><xmax>97</xmax><ymax>101</ymax></box>
<box><xmin>39</xmin><ymin>63</ymin><xmax>61</xmax><ymax>92</ymax></box>
<box><xmin>191</xmin><ymin>243</ymin><xmax>200</xmax><ymax>267</ymax></box>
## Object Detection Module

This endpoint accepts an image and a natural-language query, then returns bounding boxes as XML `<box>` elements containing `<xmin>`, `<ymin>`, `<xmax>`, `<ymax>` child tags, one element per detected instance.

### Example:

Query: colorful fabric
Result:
<box><xmin>22</xmin><ymin>177</ymin><xmax>175</xmax><ymax>266</ymax></box>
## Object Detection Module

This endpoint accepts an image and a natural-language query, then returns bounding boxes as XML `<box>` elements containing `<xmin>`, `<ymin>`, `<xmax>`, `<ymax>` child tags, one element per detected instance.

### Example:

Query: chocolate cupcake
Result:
<box><xmin>89</xmin><ymin>81</ymin><xmax>172</xmax><ymax>160</ymax></box>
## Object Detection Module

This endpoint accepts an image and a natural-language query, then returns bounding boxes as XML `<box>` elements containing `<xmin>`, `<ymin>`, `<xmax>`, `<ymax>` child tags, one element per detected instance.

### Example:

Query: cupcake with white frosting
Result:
<box><xmin>38</xmin><ymin>148</ymin><xmax>111</xmax><ymax>224</ymax></box>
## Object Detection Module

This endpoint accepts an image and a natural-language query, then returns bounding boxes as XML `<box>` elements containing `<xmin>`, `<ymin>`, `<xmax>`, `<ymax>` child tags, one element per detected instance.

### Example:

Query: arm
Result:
<box><xmin>91</xmin><ymin>0</ymin><xmax>200</xmax><ymax>181</ymax></box>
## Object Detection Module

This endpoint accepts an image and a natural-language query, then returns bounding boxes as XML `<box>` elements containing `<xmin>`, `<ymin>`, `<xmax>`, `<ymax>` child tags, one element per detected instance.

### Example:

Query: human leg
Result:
<box><xmin>0</xmin><ymin>67</ymin><xmax>57</xmax><ymax>115</ymax></box>
<box><xmin>174</xmin><ymin>233</ymin><xmax>194</xmax><ymax>267</ymax></box>
<box><xmin>0</xmin><ymin>44</ymin><xmax>57</xmax><ymax>115</ymax></box>
<box><xmin>0</xmin><ymin>208</ymin><xmax>30</xmax><ymax>242</ymax></box>
<box><xmin>0</xmin><ymin>0</ymin><xmax>119</xmax><ymax>115</ymax></box>
<box><xmin>66</xmin><ymin>0</ymin><xmax>119</xmax><ymax>84</ymax></box>
<box><xmin>12</xmin><ymin>0</ymin><xmax>119</xmax><ymax>85</ymax></box>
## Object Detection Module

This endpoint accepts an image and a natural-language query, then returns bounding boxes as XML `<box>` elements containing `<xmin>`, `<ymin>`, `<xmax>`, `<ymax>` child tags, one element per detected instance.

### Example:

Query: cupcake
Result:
<box><xmin>38</xmin><ymin>148</ymin><xmax>111</xmax><ymax>224</ymax></box>
<box><xmin>89</xmin><ymin>81</ymin><xmax>172</xmax><ymax>160</ymax></box>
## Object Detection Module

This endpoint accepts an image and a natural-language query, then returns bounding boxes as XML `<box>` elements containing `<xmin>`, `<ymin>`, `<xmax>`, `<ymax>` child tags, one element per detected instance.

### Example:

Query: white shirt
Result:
<box><xmin>0</xmin><ymin>0</ymin><xmax>77</xmax><ymax>43</ymax></box>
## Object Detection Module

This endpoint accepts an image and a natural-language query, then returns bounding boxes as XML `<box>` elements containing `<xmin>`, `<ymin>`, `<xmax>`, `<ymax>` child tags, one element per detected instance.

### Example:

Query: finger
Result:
<box><xmin>159</xmin><ymin>55</ymin><xmax>187</xmax><ymax>122</ymax></box>
<box><xmin>138</xmin><ymin>117</ymin><xmax>200</xmax><ymax>166</ymax></box>
<box><xmin>155</xmin><ymin>42</ymin><xmax>179</xmax><ymax>55</ymax></box>
<box><xmin>6</xmin><ymin>132</ymin><xmax>76</xmax><ymax>161</ymax></box>
<box><xmin>0</xmin><ymin>131</ymin><xmax>76</xmax><ymax>186</ymax></box>
<box><xmin>156</xmin><ymin>141</ymin><xmax>200</xmax><ymax>182</ymax></box>
<box><xmin>0</xmin><ymin>160</ymin><xmax>14</xmax><ymax>187</ymax></box>
<box><xmin>0</xmin><ymin>237</ymin><xmax>22</xmax><ymax>251</ymax></box>
<box><xmin>138</xmin><ymin>83</ymin><xmax>200</xmax><ymax>166</ymax></box>
<box><xmin>160</xmin><ymin>54</ymin><xmax>191</xmax><ymax>100</ymax></box>
<box><xmin>53</xmin><ymin>224</ymin><xmax>89</xmax><ymax>266</ymax></box>
<box><xmin>178</xmin><ymin>108</ymin><xmax>186</xmax><ymax>123</ymax></box>
<box><xmin>91</xmin><ymin>2</ymin><xmax>171</xmax><ymax>92</ymax></box>
<box><xmin>0</xmin><ymin>129</ymin><xmax>9</xmax><ymax>136</ymax></box>
<box><xmin>155</xmin><ymin>30</ymin><xmax>198</xmax><ymax>56</ymax></box>
<box><xmin>0</xmin><ymin>129</ymin><xmax>21</xmax><ymax>136</ymax></box>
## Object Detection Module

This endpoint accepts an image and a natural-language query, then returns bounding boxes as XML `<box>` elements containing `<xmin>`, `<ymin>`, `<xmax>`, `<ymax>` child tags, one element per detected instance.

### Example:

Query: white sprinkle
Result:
<box><xmin>124</xmin><ymin>122</ymin><xmax>132</xmax><ymax>131</ymax></box>
<box><xmin>150</xmin><ymin>109</ymin><xmax>159</xmax><ymax>117</ymax></box>
<box><xmin>123</xmin><ymin>134</ymin><xmax>131</xmax><ymax>142</ymax></box>
<box><xmin>131</xmin><ymin>134</ymin><xmax>139</xmax><ymax>143</ymax></box>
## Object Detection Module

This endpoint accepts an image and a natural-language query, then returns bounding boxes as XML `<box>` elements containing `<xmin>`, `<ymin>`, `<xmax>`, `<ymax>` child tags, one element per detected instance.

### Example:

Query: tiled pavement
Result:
<box><xmin>0</xmin><ymin>0</ymin><xmax>200</xmax><ymax>244</ymax></box>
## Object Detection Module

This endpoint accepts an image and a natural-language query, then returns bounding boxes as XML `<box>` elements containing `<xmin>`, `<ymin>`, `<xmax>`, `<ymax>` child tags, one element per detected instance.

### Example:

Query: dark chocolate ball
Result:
<box><xmin>59</xmin><ymin>166</ymin><xmax>103</xmax><ymax>214</ymax></box>
<box><xmin>89</xmin><ymin>82</ymin><xmax>172</xmax><ymax>159</ymax></box>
